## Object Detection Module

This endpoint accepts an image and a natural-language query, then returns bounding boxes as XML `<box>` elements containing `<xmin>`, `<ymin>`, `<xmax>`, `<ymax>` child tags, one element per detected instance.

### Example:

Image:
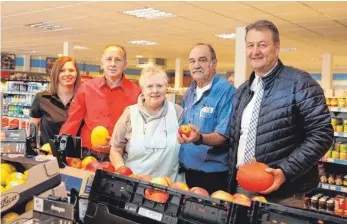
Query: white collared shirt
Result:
<box><xmin>237</xmin><ymin>62</ymin><xmax>278</xmax><ymax>167</ymax></box>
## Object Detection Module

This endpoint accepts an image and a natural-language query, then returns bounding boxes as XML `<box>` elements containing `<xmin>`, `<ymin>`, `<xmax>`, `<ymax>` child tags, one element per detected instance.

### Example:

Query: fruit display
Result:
<box><xmin>236</xmin><ymin>162</ymin><xmax>274</xmax><ymax>192</ymax></box>
<box><xmin>0</xmin><ymin>162</ymin><xmax>27</xmax><ymax>193</ymax></box>
<box><xmin>124</xmin><ymin>171</ymin><xmax>264</xmax><ymax>206</ymax></box>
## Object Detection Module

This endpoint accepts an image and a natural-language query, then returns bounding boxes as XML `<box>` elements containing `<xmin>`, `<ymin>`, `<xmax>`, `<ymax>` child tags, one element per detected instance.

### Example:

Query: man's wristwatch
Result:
<box><xmin>193</xmin><ymin>134</ymin><xmax>203</xmax><ymax>145</ymax></box>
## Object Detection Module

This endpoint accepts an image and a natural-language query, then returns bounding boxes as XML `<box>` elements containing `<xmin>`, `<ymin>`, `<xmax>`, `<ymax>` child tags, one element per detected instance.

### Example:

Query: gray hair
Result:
<box><xmin>139</xmin><ymin>65</ymin><xmax>168</xmax><ymax>88</ymax></box>
<box><xmin>246</xmin><ymin>20</ymin><xmax>280</xmax><ymax>43</ymax></box>
<box><xmin>102</xmin><ymin>44</ymin><xmax>127</xmax><ymax>62</ymax></box>
<box><xmin>190</xmin><ymin>43</ymin><xmax>217</xmax><ymax>60</ymax></box>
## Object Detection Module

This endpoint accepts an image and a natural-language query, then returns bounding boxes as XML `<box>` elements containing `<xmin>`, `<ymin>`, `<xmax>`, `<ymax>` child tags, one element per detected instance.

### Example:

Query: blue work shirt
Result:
<box><xmin>179</xmin><ymin>75</ymin><xmax>235</xmax><ymax>172</ymax></box>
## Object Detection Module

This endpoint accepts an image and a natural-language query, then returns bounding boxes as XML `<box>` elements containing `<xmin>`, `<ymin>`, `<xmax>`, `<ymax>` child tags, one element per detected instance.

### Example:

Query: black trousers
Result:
<box><xmin>185</xmin><ymin>169</ymin><xmax>228</xmax><ymax>195</ymax></box>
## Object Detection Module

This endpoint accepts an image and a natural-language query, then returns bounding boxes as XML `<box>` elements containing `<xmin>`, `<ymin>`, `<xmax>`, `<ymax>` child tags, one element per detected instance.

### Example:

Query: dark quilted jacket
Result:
<box><xmin>228</xmin><ymin>60</ymin><xmax>333</xmax><ymax>197</ymax></box>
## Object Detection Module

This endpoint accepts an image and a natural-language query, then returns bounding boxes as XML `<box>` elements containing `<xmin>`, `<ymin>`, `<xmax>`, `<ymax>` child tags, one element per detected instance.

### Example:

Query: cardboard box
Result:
<box><xmin>1</xmin><ymin>155</ymin><xmax>61</xmax><ymax>213</ymax></box>
<box><xmin>4</xmin><ymin>182</ymin><xmax>68</xmax><ymax>224</ymax></box>
<box><xmin>59</xmin><ymin>166</ymin><xmax>95</xmax><ymax>198</ymax></box>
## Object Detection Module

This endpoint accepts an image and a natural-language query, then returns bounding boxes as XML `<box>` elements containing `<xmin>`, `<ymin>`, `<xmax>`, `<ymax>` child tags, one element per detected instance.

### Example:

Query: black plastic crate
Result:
<box><xmin>249</xmin><ymin>201</ymin><xmax>347</xmax><ymax>224</ymax></box>
<box><xmin>84</xmin><ymin>170</ymin><xmax>249</xmax><ymax>224</ymax></box>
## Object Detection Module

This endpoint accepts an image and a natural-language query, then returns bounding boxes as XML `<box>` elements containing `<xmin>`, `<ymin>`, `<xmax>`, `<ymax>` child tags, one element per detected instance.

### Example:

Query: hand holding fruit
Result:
<box><xmin>92</xmin><ymin>136</ymin><xmax>111</xmax><ymax>153</ymax></box>
<box><xmin>259</xmin><ymin>168</ymin><xmax>286</xmax><ymax>194</ymax></box>
<box><xmin>177</xmin><ymin>124</ymin><xmax>201</xmax><ymax>144</ymax></box>
<box><xmin>91</xmin><ymin>126</ymin><xmax>111</xmax><ymax>153</ymax></box>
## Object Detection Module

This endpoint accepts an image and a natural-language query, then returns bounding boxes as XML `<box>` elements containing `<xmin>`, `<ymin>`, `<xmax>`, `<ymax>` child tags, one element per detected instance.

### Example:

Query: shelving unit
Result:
<box><xmin>1</xmin><ymin>71</ymin><xmax>50</xmax><ymax>129</ymax></box>
<box><xmin>315</xmin><ymin>105</ymin><xmax>347</xmax><ymax>198</ymax></box>
<box><xmin>318</xmin><ymin>183</ymin><xmax>347</xmax><ymax>194</ymax></box>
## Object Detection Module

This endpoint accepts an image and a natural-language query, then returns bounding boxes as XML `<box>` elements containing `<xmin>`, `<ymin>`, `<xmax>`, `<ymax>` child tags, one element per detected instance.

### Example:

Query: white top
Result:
<box><xmin>237</xmin><ymin>63</ymin><xmax>278</xmax><ymax>168</ymax></box>
<box><xmin>196</xmin><ymin>81</ymin><xmax>212</xmax><ymax>102</ymax></box>
<box><xmin>125</xmin><ymin>101</ymin><xmax>185</xmax><ymax>182</ymax></box>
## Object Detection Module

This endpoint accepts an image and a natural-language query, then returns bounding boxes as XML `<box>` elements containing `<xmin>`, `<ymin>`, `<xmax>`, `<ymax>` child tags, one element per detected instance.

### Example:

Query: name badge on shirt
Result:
<box><xmin>200</xmin><ymin>105</ymin><xmax>214</xmax><ymax>119</ymax></box>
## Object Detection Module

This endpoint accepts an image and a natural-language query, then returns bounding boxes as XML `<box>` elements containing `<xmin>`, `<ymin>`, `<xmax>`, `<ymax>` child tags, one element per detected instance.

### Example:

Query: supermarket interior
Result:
<box><xmin>1</xmin><ymin>1</ymin><xmax>347</xmax><ymax>224</ymax></box>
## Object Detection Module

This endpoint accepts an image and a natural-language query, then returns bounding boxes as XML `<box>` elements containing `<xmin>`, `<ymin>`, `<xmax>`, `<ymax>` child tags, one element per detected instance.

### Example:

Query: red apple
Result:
<box><xmin>116</xmin><ymin>166</ymin><xmax>133</xmax><ymax>176</ymax></box>
<box><xmin>81</xmin><ymin>156</ymin><xmax>97</xmax><ymax>170</ymax></box>
<box><xmin>171</xmin><ymin>182</ymin><xmax>190</xmax><ymax>191</ymax></box>
<box><xmin>232</xmin><ymin>193</ymin><xmax>251</xmax><ymax>207</ymax></box>
<box><xmin>178</xmin><ymin>125</ymin><xmax>191</xmax><ymax>137</ymax></box>
<box><xmin>101</xmin><ymin>162</ymin><xmax>116</xmax><ymax>172</ymax></box>
<box><xmin>66</xmin><ymin>157</ymin><xmax>82</xmax><ymax>169</ymax></box>
<box><xmin>85</xmin><ymin>161</ymin><xmax>103</xmax><ymax>172</ymax></box>
<box><xmin>150</xmin><ymin>177</ymin><xmax>170</xmax><ymax>187</ymax></box>
<box><xmin>189</xmin><ymin>187</ymin><xmax>209</xmax><ymax>197</ymax></box>
<box><xmin>211</xmin><ymin>190</ymin><xmax>233</xmax><ymax>202</ymax></box>
<box><xmin>148</xmin><ymin>191</ymin><xmax>169</xmax><ymax>203</ymax></box>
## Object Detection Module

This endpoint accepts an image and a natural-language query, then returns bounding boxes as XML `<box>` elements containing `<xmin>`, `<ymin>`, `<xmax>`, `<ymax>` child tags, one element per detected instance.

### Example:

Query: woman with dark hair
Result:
<box><xmin>27</xmin><ymin>56</ymin><xmax>81</xmax><ymax>146</ymax></box>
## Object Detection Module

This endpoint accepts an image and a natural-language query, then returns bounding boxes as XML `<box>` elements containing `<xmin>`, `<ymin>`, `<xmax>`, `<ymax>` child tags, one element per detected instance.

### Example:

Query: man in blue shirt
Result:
<box><xmin>177</xmin><ymin>43</ymin><xmax>236</xmax><ymax>194</ymax></box>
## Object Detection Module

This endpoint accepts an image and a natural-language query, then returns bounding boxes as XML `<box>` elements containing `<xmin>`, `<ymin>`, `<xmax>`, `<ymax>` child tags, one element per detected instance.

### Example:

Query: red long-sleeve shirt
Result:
<box><xmin>60</xmin><ymin>76</ymin><xmax>141</xmax><ymax>149</ymax></box>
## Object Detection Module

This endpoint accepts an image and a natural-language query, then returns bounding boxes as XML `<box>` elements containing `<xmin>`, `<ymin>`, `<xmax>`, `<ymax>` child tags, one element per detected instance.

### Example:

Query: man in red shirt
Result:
<box><xmin>60</xmin><ymin>44</ymin><xmax>141</xmax><ymax>155</ymax></box>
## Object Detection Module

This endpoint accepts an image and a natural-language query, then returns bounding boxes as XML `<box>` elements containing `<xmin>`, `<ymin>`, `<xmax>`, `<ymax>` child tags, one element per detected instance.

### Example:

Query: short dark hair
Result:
<box><xmin>103</xmin><ymin>44</ymin><xmax>127</xmax><ymax>61</ymax></box>
<box><xmin>246</xmin><ymin>20</ymin><xmax>280</xmax><ymax>43</ymax></box>
<box><xmin>190</xmin><ymin>43</ymin><xmax>217</xmax><ymax>60</ymax></box>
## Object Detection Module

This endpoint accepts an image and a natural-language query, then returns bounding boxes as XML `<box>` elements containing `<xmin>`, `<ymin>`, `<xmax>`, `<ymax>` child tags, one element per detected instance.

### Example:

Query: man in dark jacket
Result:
<box><xmin>228</xmin><ymin>20</ymin><xmax>333</xmax><ymax>207</ymax></box>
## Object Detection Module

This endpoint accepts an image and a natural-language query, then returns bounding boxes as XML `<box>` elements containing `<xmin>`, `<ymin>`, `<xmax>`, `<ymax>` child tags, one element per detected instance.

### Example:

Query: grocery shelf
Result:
<box><xmin>4</xmin><ymin>103</ymin><xmax>31</xmax><ymax>107</ymax></box>
<box><xmin>0</xmin><ymin>70</ymin><xmax>49</xmax><ymax>76</ymax></box>
<box><xmin>333</xmin><ymin>132</ymin><xmax>347</xmax><ymax>137</ymax></box>
<box><xmin>329</xmin><ymin>106</ymin><xmax>347</xmax><ymax>112</ymax></box>
<box><xmin>318</xmin><ymin>183</ymin><xmax>347</xmax><ymax>193</ymax></box>
<box><xmin>2</xmin><ymin>113</ymin><xmax>29</xmax><ymax>119</ymax></box>
<box><xmin>320</xmin><ymin>157</ymin><xmax>347</xmax><ymax>165</ymax></box>
<box><xmin>1</xmin><ymin>78</ymin><xmax>50</xmax><ymax>83</ymax></box>
<box><xmin>4</xmin><ymin>91</ymin><xmax>37</xmax><ymax>95</ymax></box>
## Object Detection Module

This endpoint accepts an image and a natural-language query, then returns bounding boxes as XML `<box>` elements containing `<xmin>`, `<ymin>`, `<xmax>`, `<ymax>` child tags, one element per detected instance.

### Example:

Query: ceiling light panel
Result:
<box><xmin>129</xmin><ymin>40</ymin><xmax>157</xmax><ymax>45</ymax></box>
<box><xmin>25</xmin><ymin>22</ymin><xmax>68</xmax><ymax>30</ymax></box>
<box><xmin>122</xmin><ymin>8</ymin><xmax>175</xmax><ymax>19</ymax></box>
<box><xmin>215</xmin><ymin>33</ymin><xmax>236</xmax><ymax>39</ymax></box>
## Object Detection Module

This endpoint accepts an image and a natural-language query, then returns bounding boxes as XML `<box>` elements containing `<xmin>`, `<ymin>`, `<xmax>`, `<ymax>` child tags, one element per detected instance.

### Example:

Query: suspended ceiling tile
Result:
<box><xmin>303</xmin><ymin>2</ymin><xmax>347</xmax><ymax>11</ymax></box>
<box><xmin>185</xmin><ymin>2</ymin><xmax>250</xmax><ymax>11</ymax></box>
<box><xmin>278</xmin><ymin>11</ymin><xmax>329</xmax><ymax>22</ymax></box>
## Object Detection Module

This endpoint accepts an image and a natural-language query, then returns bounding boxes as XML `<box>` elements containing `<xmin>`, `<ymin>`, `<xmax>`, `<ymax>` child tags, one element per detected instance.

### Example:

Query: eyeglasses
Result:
<box><xmin>143</xmin><ymin>117</ymin><xmax>167</xmax><ymax>153</ymax></box>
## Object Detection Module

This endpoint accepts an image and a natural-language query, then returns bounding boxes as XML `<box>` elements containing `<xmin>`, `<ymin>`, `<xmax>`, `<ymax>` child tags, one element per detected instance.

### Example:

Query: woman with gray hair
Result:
<box><xmin>109</xmin><ymin>65</ymin><xmax>185</xmax><ymax>182</ymax></box>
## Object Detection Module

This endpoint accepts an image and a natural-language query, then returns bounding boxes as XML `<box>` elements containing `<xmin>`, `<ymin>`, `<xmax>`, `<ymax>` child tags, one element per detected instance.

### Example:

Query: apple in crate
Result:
<box><xmin>189</xmin><ymin>187</ymin><xmax>209</xmax><ymax>197</ymax></box>
<box><xmin>85</xmin><ymin>161</ymin><xmax>103</xmax><ymax>172</ymax></box>
<box><xmin>211</xmin><ymin>190</ymin><xmax>233</xmax><ymax>202</ymax></box>
<box><xmin>171</xmin><ymin>181</ymin><xmax>190</xmax><ymax>191</ymax></box>
<box><xmin>66</xmin><ymin>157</ymin><xmax>82</xmax><ymax>169</ymax></box>
<box><xmin>81</xmin><ymin>156</ymin><xmax>97</xmax><ymax>170</ymax></box>
<box><xmin>101</xmin><ymin>162</ymin><xmax>115</xmax><ymax>172</ymax></box>
<box><xmin>232</xmin><ymin>193</ymin><xmax>251</xmax><ymax>207</ymax></box>
<box><xmin>116</xmin><ymin>166</ymin><xmax>133</xmax><ymax>176</ymax></box>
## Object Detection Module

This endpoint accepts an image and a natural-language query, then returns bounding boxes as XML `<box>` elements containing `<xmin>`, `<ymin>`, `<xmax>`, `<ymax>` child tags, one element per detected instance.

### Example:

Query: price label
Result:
<box><xmin>330</xmin><ymin>185</ymin><xmax>336</xmax><ymax>191</ymax></box>
<box><xmin>321</xmin><ymin>183</ymin><xmax>329</xmax><ymax>189</ymax></box>
<box><xmin>138</xmin><ymin>207</ymin><xmax>163</xmax><ymax>222</ymax></box>
<box><xmin>338</xmin><ymin>132</ymin><xmax>345</xmax><ymax>137</ymax></box>
<box><xmin>341</xmin><ymin>187</ymin><xmax>347</xmax><ymax>193</ymax></box>
<box><xmin>34</xmin><ymin>197</ymin><xmax>44</xmax><ymax>212</ymax></box>
<box><xmin>338</xmin><ymin>107</ymin><xmax>342</xmax><ymax>112</ymax></box>
<box><xmin>327</xmin><ymin>158</ymin><xmax>334</xmax><ymax>163</ymax></box>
